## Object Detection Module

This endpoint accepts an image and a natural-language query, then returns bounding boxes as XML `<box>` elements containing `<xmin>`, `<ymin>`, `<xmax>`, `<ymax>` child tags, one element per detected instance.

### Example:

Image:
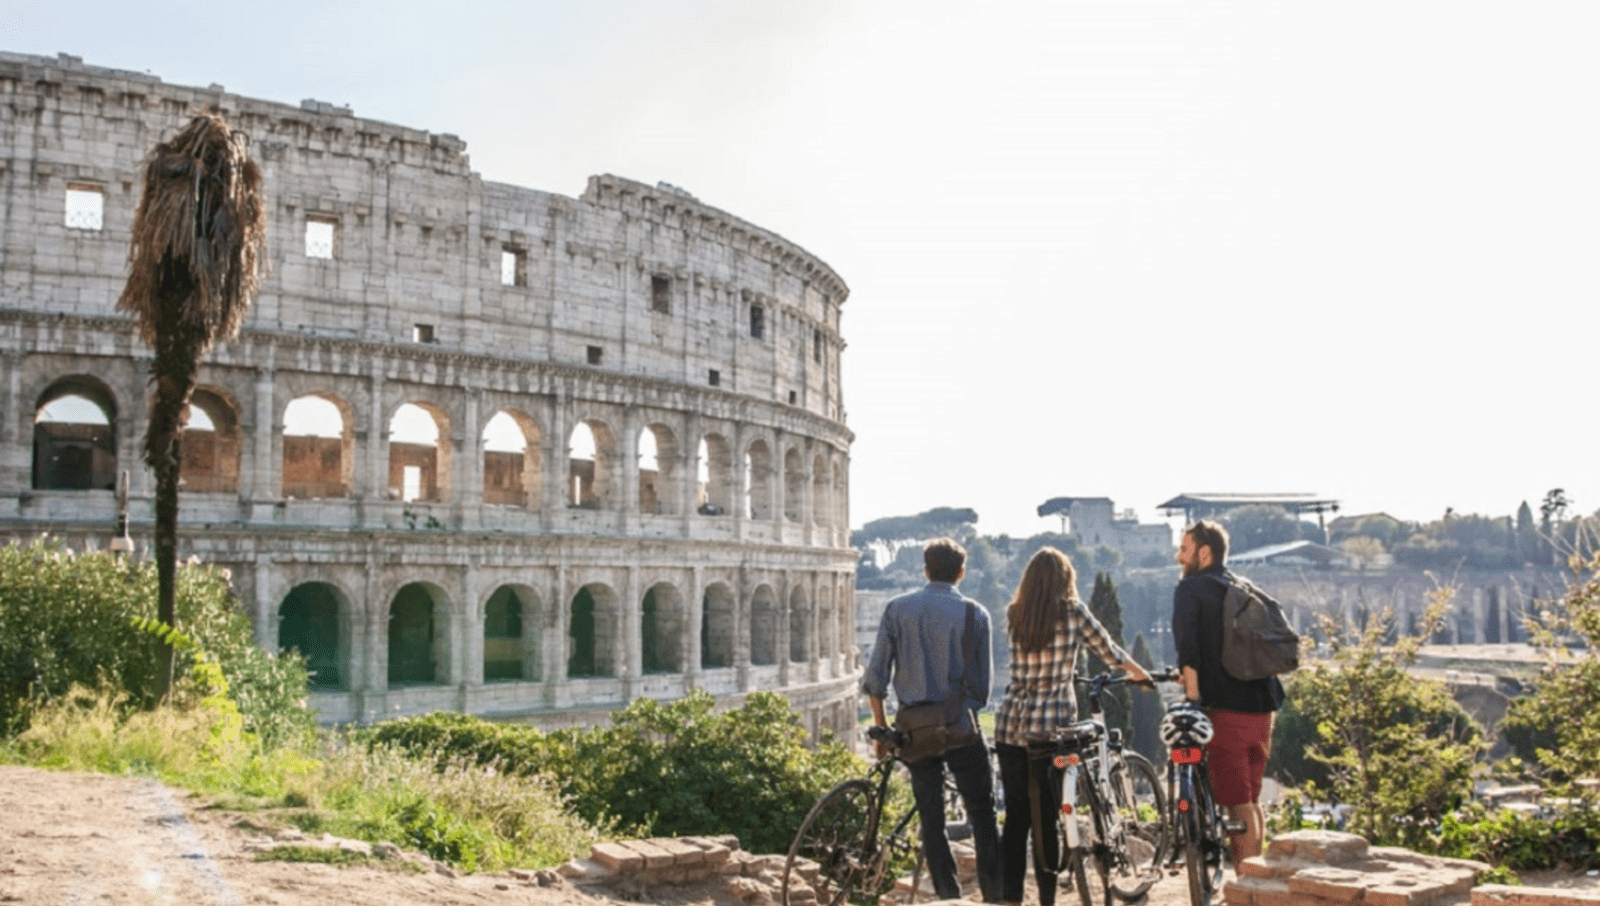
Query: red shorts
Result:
<box><xmin>1206</xmin><ymin>708</ymin><xmax>1272</xmax><ymax>808</ymax></box>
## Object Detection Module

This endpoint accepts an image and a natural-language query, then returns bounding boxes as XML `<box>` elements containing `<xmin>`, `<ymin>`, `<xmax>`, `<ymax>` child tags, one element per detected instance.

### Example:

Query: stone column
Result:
<box><xmin>622</xmin><ymin>565</ymin><xmax>640</xmax><ymax>699</ymax></box>
<box><xmin>364</xmin><ymin>553</ymin><xmax>386</xmax><ymax>694</ymax></box>
<box><xmin>254</xmin><ymin>553</ymin><xmax>274</xmax><ymax>650</ymax></box>
<box><xmin>359</xmin><ymin>371</ymin><xmax>385</xmax><ymax>500</ymax></box>
<box><xmin>461</xmin><ymin>560</ymin><xmax>483</xmax><ymax>686</ymax></box>
<box><xmin>458</xmin><ymin>387</ymin><xmax>483</xmax><ymax>521</ymax></box>
<box><xmin>246</xmin><ymin>366</ymin><xmax>277</xmax><ymax>512</ymax></box>
<box><xmin>545</xmin><ymin>390</ymin><xmax>567</xmax><ymax>517</ymax></box>
<box><xmin>1471</xmin><ymin>587</ymin><xmax>1486</xmax><ymax>644</ymax></box>
<box><xmin>686</xmin><ymin>565</ymin><xmax>704</xmax><ymax>687</ymax></box>
<box><xmin>619</xmin><ymin>406</ymin><xmax>640</xmax><ymax>529</ymax></box>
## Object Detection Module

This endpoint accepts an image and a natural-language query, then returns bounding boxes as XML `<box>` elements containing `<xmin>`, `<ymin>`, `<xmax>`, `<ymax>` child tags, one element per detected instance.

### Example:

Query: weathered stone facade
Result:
<box><xmin>0</xmin><ymin>52</ymin><xmax>858</xmax><ymax>735</ymax></box>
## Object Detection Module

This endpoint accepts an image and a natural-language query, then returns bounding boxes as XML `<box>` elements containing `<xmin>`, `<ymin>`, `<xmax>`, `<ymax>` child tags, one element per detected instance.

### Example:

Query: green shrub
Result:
<box><xmin>1435</xmin><ymin>799</ymin><xmax>1600</xmax><ymax>872</ymax></box>
<box><xmin>368</xmin><ymin>690</ymin><xmax>863</xmax><ymax>854</ymax></box>
<box><xmin>0</xmin><ymin>538</ymin><xmax>314</xmax><ymax>748</ymax></box>
<box><xmin>1499</xmin><ymin>556</ymin><xmax>1600</xmax><ymax>782</ymax></box>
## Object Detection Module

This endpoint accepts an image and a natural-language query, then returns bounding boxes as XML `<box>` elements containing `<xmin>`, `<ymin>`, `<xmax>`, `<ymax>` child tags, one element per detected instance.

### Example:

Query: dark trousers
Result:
<box><xmin>906</xmin><ymin>737</ymin><xmax>1002</xmax><ymax>902</ymax></box>
<box><xmin>996</xmin><ymin>742</ymin><xmax>1060</xmax><ymax>906</ymax></box>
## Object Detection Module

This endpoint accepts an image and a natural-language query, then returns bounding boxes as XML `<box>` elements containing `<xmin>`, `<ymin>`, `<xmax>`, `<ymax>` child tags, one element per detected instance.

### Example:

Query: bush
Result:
<box><xmin>368</xmin><ymin>690</ymin><xmax>863</xmax><ymax>854</ymax></box>
<box><xmin>1435</xmin><ymin>799</ymin><xmax>1600</xmax><ymax>872</ymax></box>
<box><xmin>0</xmin><ymin>538</ymin><xmax>314</xmax><ymax>747</ymax></box>
<box><xmin>1499</xmin><ymin>555</ymin><xmax>1600</xmax><ymax>782</ymax></box>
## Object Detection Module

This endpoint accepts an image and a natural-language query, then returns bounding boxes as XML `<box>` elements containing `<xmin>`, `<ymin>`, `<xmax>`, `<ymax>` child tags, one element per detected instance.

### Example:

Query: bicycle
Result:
<box><xmin>782</xmin><ymin>725</ymin><xmax>926</xmax><ymax>906</ymax></box>
<box><xmin>1148</xmin><ymin>668</ymin><xmax>1235</xmax><ymax>906</ymax></box>
<box><xmin>1026</xmin><ymin>671</ymin><xmax>1167</xmax><ymax>906</ymax></box>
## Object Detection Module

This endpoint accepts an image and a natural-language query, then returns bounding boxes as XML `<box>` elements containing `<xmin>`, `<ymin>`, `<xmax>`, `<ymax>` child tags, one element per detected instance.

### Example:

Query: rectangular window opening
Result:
<box><xmin>413</xmin><ymin>324</ymin><xmax>435</xmax><ymax>344</ymax></box>
<box><xmin>651</xmin><ymin>274</ymin><xmax>671</xmax><ymax>313</ymax></box>
<box><xmin>788</xmin><ymin>390</ymin><xmax>797</xmax><ymax>405</ymax></box>
<box><xmin>65</xmin><ymin>184</ymin><xmax>104</xmax><ymax>231</ymax></box>
<box><xmin>305</xmin><ymin>217</ymin><xmax>336</xmax><ymax>259</ymax></box>
<box><xmin>501</xmin><ymin>247</ymin><xmax>526</xmax><ymax>286</ymax></box>
<box><xmin>708</xmin><ymin>369</ymin><xmax>721</xmax><ymax>387</ymax></box>
<box><xmin>587</xmin><ymin>345</ymin><xmax>603</xmax><ymax>365</ymax></box>
<box><xmin>813</xmin><ymin>329</ymin><xmax>824</xmax><ymax>363</ymax></box>
<box><xmin>749</xmin><ymin>304</ymin><xmax>765</xmax><ymax>339</ymax></box>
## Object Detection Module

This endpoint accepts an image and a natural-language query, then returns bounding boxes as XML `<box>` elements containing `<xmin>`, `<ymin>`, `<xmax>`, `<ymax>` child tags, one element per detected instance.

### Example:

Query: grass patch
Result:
<box><xmin>253</xmin><ymin>845</ymin><xmax>425</xmax><ymax>872</ymax></box>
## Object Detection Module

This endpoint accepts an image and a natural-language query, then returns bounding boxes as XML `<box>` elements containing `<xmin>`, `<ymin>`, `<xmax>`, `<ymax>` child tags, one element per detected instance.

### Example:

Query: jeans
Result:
<box><xmin>906</xmin><ymin>736</ymin><xmax>1002</xmax><ymax>903</ymax></box>
<box><xmin>996</xmin><ymin>742</ymin><xmax>1059</xmax><ymax>906</ymax></box>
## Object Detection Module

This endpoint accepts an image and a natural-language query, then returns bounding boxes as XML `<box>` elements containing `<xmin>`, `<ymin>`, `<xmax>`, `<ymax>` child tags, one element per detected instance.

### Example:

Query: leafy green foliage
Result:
<box><xmin>1435</xmin><ymin>800</ymin><xmax>1600</xmax><ymax>872</ymax></box>
<box><xmin>1500</xmin><ymin>555</ymin><xmax>1600</xmax><ymax>781</ymax></box>
<box><xmin>1269</xmin><ymin>587</ymin><xmax>1484</xmax><ymax>849</ymax></box>
<box><xmin>0</xmin><ymin>539</ymin><xmax>314</xmax><ymax>747</ymax></box>
<box><xmin>851</xmin><ymin>508</ymin><xmax>978</xmax><ymax>546</ymax></box>
<box><xmin>366</xmin><ymin>690</ymin><xmax>862</xmax><ymax>855</ymax></box>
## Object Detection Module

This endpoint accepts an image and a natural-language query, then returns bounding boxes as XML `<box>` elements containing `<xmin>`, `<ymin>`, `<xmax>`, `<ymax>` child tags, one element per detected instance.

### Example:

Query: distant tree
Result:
<box><xmin>1092</xmin><ymin>544</ymin><xmax>1123</xmax><ymax>571</ymax></box>
<box><xmin>1516</xmin><ymin>501</ymin><xmax>1539</xmax><ymax>566</ymax></box>
<box><xmin>1084</xmin><ymin>572</ymin><xmax>1131</xmax><ymax>735</ymax></box>
<box><xmin>1541</xmin><ymin>489</ymin><xmax>1572</xmax><ymax>566</ymax></box>
<box><xmin>1501</xmin><ymin>554</ymin><xmax>1600</xmax><ymax>780</ymax></box>
<box><xmin>1340</xmin><ymin>536</ymin><xmax>1386</xmax><ymax>571</ymax></box>
<box><xmin>1128</xmin><ymin>633</ymin><xmax>1164</xmax><ymax>765</ymax></box>
<box><xmin>851</xmin><ymin>507</ymin><xmax>979</xmax><ymax>547</ymax></box>
<box><xmin>1218</xmin><ymin>505</ymin><xmax>1302</xmax><ymax>553</ymax></box>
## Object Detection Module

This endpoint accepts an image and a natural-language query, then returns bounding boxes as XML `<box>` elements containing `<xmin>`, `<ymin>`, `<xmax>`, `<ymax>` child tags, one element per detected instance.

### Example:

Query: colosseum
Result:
<box><xmin>0</xmin><ymin>52</ymin><xmax>860</xmax><ymax>736</ymax></box>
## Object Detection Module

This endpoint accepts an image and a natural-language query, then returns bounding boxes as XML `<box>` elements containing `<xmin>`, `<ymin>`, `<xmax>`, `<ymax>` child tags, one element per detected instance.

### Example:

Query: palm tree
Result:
<box><xmin>117</xmin><ymin>112</ymin><xmax>267</xmax><ymax>695</ymax></box>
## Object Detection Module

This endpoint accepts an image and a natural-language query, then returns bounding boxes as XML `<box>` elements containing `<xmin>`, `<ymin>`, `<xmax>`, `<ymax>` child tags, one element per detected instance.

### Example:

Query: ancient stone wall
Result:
<box><xmin>0</xmin><ymin>52</ymin><xmax>858</xmax><ymax>736</ymax></box>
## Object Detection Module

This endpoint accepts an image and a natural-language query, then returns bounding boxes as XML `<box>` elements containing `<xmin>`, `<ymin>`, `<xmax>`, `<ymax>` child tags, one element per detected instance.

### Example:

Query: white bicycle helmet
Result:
<box><xmin>1159</xmin><ymin>702</ymin><xmax>1215</xmax><ymax>748</ymax></box>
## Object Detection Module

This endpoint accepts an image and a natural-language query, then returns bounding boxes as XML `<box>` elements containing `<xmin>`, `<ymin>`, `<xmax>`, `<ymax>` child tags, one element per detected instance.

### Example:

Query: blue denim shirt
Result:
<box><xmin>861</xmin><ymin>582</ymin><xmax>993</xmax><ymax>730</ymax></box>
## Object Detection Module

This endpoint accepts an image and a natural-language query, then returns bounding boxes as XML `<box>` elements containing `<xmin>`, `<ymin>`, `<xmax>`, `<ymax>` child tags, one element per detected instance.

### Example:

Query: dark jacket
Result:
<box><xmin>1172</xmin><ymin>564</ymin><xmax>1285</xmax><ymax>713</ymax></box>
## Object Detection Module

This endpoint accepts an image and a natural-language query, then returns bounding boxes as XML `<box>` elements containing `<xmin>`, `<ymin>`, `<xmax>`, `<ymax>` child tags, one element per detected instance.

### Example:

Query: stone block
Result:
<box><xmin>1227</xmin><ymin>876</ymin><xmax>1287</xmax><ymax>906</ymax></box>
<box><xmin>1270</xmin><ymin>830</ymin><xmax>1372</xmax><ymax>865</ymax></box>
<box><xmin>620</xmin><ymin>838</ymin><xmax>676</xmax><ymax>869</ymax></box>
<box><xmin>654</xmin><ymin>837</ymin><xmax>704</xmax><ymax>865</ymax></box>
<box><xmin>590</xmin><ymin>842</ymin><xmax>644</xmax><ymax>873</ymax></box>
<box><xmin>1286</xmin><ymin>866</ymin><xmax>1367</xmax><ymax>902</ymax></box>
<box><xmin>1473</xmin><ymin>885</ymin><xmax>1600</xmax><ymax>906</ymax></box>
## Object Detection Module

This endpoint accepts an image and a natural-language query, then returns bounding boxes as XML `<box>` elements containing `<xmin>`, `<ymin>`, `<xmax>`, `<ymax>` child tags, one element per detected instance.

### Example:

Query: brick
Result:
<box><xmin>619</xmin><ymin>838</ymin><xmax>676</xmax><ymax>869</ymax></box>
<box><xmin>653</xmin><ymin>837</ymin><xmax>703</xmax><ymax>865</ymax></box>
<box><xmin>590</xmin><ymin>842</ymin><xmax>643</xmax><ymax>873</ymax></box>
<box><xmin>1273</xmin><ymin>830</ymin><xmax>1372</xmax><ymax>865</ymax></box>
<box><xmin>1286</xmin><ymin>867</ymin><xmax>1367</xmax><ymax>902</ymax></box>
<box><xmin>1472</xmin><ymin>885</ymin><xmax>1600</xmax><ymax>906</ymax></box>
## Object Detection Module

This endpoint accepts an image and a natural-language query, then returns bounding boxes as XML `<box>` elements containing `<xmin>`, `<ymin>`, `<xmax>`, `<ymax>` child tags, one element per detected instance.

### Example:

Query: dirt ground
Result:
<box><xmin>1</xmin><ymin>765</ymin><xmax>1594</xmax><ymax>906</ymax></box>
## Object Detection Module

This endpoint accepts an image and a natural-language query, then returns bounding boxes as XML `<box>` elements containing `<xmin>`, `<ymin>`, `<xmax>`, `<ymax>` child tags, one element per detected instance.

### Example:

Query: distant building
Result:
<box><xmin>1230</xmin><ymin>540</ymin><xmax>1348</xmax><ymax>569</ymax></box>
<box><xmin>1157</xmin><ymin>493</ymin><xmax>1341</xmax><ymax>526</ymax></box>
<box><xmin>1036</xmin><ymin>497</ymin><xmax>1173</xmax><ymax>565</ymax></box>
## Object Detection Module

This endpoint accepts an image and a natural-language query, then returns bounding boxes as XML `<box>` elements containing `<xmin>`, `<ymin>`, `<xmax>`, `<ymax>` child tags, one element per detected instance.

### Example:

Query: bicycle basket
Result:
<box><xmin>1159</xmin><ymin>702</ymin><xmax>1214</xmax><ymax>748</ymax></box>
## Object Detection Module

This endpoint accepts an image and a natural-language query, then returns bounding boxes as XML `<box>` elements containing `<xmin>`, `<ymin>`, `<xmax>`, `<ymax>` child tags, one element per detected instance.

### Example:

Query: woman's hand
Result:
<box><xmin>1121</xmin><ymin>661</ymin><xmax>1151</xmax><ymax>685</ymax></box>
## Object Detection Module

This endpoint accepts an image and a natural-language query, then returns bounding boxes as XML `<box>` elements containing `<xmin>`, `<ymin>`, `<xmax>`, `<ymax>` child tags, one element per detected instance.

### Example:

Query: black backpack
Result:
<box><xmin>1212</xmin><ymin>573</ymin><xmax>1300</xmax><ymax>681</ymax></box>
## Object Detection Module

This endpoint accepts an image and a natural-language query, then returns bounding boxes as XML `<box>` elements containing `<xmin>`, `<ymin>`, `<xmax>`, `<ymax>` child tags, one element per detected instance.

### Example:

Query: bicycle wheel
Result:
<box><xmin>1105</xmin><ymin>751</ymin><xmax>1166</xmax><ymax>901</ymax></box>
<box><xmin>784</xmin><ymin>779</ymin><xmax>877</xmax><ymax>906</ymax></box>
<box><xmin>1179</xmin><ymin>769</ymin><xmax>1226</xmax><ymax>906</ymax></box>
<box><xmin>1052</xmin><ymin>773</ymin><xmax>1094</xmax><ymax>906</ymax></box>
<box><xmin>1079</xmin><ymin>774</ymin><xmax>1111</xmax><ymax>906</ymax></box>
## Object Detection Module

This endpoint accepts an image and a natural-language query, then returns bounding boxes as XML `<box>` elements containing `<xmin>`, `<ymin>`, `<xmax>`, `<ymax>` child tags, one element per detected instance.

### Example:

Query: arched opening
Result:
<box><xmin>745</xmin><ymin>439</ymin><xmax>772</xmax><ymax>520</ymax></box>
<box><xmin>278</xmin><ymin>582</ymin><xmax>345</xmax><ymax>690</ymax></box>
<box><xmin>812</xmin><ymin>454</ymin><xmax>829</xmax><ymax>528</ymax></box>
<box><xmin>282</xmin><ymin>394</ymin><xmax>350</xmax><ymax>499</ymax></box>
<box><xmin>32</xmin><ymin>379</ymin><xmax>117</xmax><ymax>491</ymax></box>
<box><xmin>751</xmin><ymin>585</ymin><xmax>778</xmax><ymax>666</ymax></box>
<box><xmin>783</xmin><ymin>447</ymin><xmax>804</xmax><ymax>522</ymax></box>
<box><xmin>701</xmin><ymin>583</ymin><xmax>736</xmax><ymax>669</ymax></box>
<box><xmin>697</xmin><ymin>434</ymin><xmax>732</xmax><ymax>515</ymax></box>
<box><xmin>638</xmin><ymin>425</ymin><xmax>681</xmax><ymax>515</ymax></box>
<box><xmin>387</xmin><ymin>403</ymin><xmax>447</xmax><ymax>503</ymax></box>
<box><xmin>483</xmin><ymin>410</ymin><xmax>542</xmax><ymax>508</ymax></box>
<box><xmin>641</xmin><ymin>583</ymin><xmax>685</xmax><ymax>674</ymax></box>
<box><xmin>567</xmin><ymin>420</ymin><xmax>616</xmax><ymax>510</ymax></box>
<box><xmin>789</xmin><ymin>586</ymin><xmax>810</xmax><ymax>663</ymax></box>
<box><xmin>485</xmin><ymin>585</ymin><xmax>540</xmax><ymax>681</ymax></box>
<box><xmin>178</xmin><ymin>388</ymin><xmax>241</xmax><ymax>493</ymax></box>
<box><xmin>567</xmin><ymin>584</ymin><xmax>618</xmax><ymax>677</ymax></box>
<box><xmin>388</xmin><ymin>583</ymin><xmax>444</xmax><ymax>685</ymax></box>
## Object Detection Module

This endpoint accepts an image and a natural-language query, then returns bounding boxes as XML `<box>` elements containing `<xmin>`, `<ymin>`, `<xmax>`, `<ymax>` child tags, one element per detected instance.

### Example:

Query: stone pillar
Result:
<box><xmin>777</xmin><ymin>572</ymin><xmax>791</xmax><ymax>688</ymax></box>
<box><xmin>247</xmin><ymin>367</ymin><xmax>276</xmax><ymax>509</ymax></box>
<box><xmin>686</xmin><ymin>565</ymin><xmax>704</xmax><ymax>686</ymax></box>
<box><xmin>254</xmin><ymin>553</ymin><xmax>274</xmax><ymax>650</ymax></box>
<box><xmin>800</xmin><ymin>448</ymin><xmax>815</xmax><ymax>548</ymax></box>
<box><xmin>461</xmin><ymin>560</ymin><xmax>483</xmax><ymax>685</ymax></box>
<box><xmin>619</xmin><ymin>406</ymin><xmax>640</xmax><ymax>527</ymax></box>
<box><xmin>622</xmin><ymin>565</ymin><xmax>640</xmax><ymax>699</ymax></box>
<box><xmin>1471</xmin><ymin>587</ymin><xmax>1486</xmax><ymax>644</ymax></box>
<box><xmin>545</xmin><ymin>390</ymin><xmax>567</xmax><ymax>517</ymax></box>
<box><xmin>360</xmin><ymin>371</ymin><xmax>384</xmax><ymax>500</ymax></box>
<box><xmin>364</xmin><ymin>554</ymin><xmax>386</xmax><ymax>694</ymax></box>
<box><xmin>458</xmin><ymin>387</ymin><xmax>483</xmax><ymax>518</ymax></box>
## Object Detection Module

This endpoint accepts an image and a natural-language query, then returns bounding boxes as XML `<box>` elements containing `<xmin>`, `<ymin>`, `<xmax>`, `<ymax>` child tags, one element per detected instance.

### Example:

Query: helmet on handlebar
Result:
<box><xmin>1159</xmin><ymin>702</ymin><xmax>1214</xmax><ymax>748</ymax></box>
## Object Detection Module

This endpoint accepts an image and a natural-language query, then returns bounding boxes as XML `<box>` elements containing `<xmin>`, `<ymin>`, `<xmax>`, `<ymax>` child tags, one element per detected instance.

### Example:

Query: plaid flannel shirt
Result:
<box><xmin>993</xmin><ymin>598</ymin><xmax>1130</xmax><ymax>748</ymax></box>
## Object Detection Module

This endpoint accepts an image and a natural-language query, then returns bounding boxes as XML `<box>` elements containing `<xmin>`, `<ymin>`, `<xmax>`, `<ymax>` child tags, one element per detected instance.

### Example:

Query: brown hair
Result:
<box><xmin>1007</xmin><ymin>546</ymin><xmax>1077</xmax><ymax>653</ymax></box>
<box><xmin>923</xmin><ymin>537</ymin><xmax>967</xmax><ymax>583</ymax></box>
<box><xmin>1185</xmin><ymin>519</ymin><xmax>1229</xmax><ymax>565</ymax></box>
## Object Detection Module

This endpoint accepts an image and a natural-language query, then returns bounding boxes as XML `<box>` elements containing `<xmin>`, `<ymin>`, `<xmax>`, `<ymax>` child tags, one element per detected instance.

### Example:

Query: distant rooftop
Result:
<box><xmin>1230</xmin><ymin>539</ymin><xmax>1345</xmax><ymax>567</ymax></box>
<box><xmin>1036</xmin><ymin>496</ymin><xmax>1115</xmax><ymax>518</ymax></box>
<box><xmin>1158</xmin><ymin>492</ymin><xmax>1340</xmax><ymax>520</ymax></box>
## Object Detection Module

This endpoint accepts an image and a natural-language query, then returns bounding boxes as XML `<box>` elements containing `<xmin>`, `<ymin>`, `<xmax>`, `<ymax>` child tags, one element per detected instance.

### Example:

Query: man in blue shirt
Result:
<box><xmin>862</xmin><ymin>537</ymin><xmax>1001</xmax><ymax>903</ymax></box>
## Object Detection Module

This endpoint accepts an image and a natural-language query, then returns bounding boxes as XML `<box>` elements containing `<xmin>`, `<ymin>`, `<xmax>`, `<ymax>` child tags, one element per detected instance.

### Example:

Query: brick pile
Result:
<box><xmin>1227</xmin><ymin>830</ymin><xmax>1486</xmax><ymax>906</ymax></box>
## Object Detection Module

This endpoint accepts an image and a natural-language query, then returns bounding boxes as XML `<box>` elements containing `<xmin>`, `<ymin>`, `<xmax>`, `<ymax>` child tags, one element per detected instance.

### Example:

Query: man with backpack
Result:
<box><xmin>1172</xmin><ymin>519</ymin><xmax>1288</xmax><ymax>864</ymax></box>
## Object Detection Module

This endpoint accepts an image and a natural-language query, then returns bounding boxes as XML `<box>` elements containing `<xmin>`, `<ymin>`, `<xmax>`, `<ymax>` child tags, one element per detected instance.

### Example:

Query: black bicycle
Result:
<box><xmin>782</xmin><ymin>725</ymin><xmax>925</xmax><ymax>906</ymax></box>
<box><xmin>1149</xmin><ymin>669</ymin><xmax>1230</xmax><ymax>906</ymax></box>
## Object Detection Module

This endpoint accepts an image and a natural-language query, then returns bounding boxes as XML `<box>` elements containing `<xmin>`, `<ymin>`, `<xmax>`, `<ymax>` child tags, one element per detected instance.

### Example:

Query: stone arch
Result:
<box><xmin>811</xmin><ymin>453</ymin><xmax>829</xmax><ymax>529</ymax></box>
<box><xmin>567</xmin><ymin>582</ymin><xmax>620</xmax><ymax>677</ymax></box>
<box><xmin>783</xmin><ymin>446</ymin><xmax>804</xmax><ymax>522</ymax></box>
<box><xmin>32</xmin><ymin>376</ymin><xmax>118</xmax><ymax>491</ymax></box>
<box><xmin>484</xmin><ymin>584</ymin><xmax>542</xmax><ymax>681</ymax></box>
<box><xmin>387</xmin><ymin>401</ymin><xmax>451</xmax><ymax>503</ymax></box>
<box><xmin>637</xmin><ymin>423</ymin><xmax>681</xmax><ymax>516</ymax></box>
<box><xmin>789</xmin><ymin>584</ymin><xmax>811</xmax><ymax>663</ymax></box>
<box><xmin>745</xmin><ymin>438</ymin><xmax>773</xmax><ymax>520</ymax></box>
<box><xmin>751</xmin><ymin>584</ymin><xmax>779</xmax><ymax>666</ymax></box>
<box><xmin>278</xmin><ymin>581</ymin><xmax>350</xmax><ymax>690</ymax></box>
<box><xmin>701</xmin><ymin>582</ymin><xmax>736</xmax><ymax>669</ymax></box>
<box><xmin>567</xmin><ymin>418</ymin><xmax>618</xmax><ymax>510</ymax></box>
<box><xmin>697</xmin><ymin>433</ymin><xmax>733</xmax><ymax>515</ymax></box>
<box><xmin>388</xmin><ymin>581</ymin><xmax>450</xmax><ymax>686</ymax></box>
<box><xmin>180</xmin><ymin>386</ymin><xmax>242</xmax><ymax>494</ymax></box>
<box><xmin>282</xmin><ymin>392</ymin><xmax>353</xmax><ymax>499</ymax></box>
<box><xmin>641</xmin><ymin>582</ymin><xmax>686</xmax><ymax>674</ymax></box>
<box><xmin>482</xmin><ymin>408</ymin><xmax>543</xmax><ymax>508</ymax></box>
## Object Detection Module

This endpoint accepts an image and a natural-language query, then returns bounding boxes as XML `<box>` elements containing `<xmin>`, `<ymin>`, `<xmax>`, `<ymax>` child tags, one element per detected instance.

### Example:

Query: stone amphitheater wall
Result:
<box><xmin>0</xmin><ymin>52</ymin><xmax>859</xmax><ymax>736</ymax></box>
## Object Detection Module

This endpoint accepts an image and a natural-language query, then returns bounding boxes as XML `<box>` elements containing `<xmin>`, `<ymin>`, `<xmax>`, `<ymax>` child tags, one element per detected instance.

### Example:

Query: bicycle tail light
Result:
<box><xmin>1053</xmin><ymin>753</ymin><xmax>1080</xmax><ymax>769</ymax></box>
<box><xmin>1060</xmin><ymin>802</ymin><xmax>1074</xmax><ymax>816</ymax></box>
<box><xmin>1178</xmin><ymin>798</ymin><xmax>1191</xmax><ymax>813</ymax></box>
<box><xmin>1170</xmin><ymin>747</ymin><xmax>1203</xmax><ymax>764</ymax></box>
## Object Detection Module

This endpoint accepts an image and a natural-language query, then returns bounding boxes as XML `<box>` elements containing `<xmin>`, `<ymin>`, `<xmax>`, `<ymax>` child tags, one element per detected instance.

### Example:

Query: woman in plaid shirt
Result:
<box><xmin>993</xmin><ymin>547</ymin><xmax>1150</xmax><ymax>906</ymax></box>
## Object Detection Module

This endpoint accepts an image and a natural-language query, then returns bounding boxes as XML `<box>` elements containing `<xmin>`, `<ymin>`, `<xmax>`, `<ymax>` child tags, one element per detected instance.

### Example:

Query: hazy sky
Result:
<box><xmin>7</xmin><ymin>1</ymin><xmax>1596</xmax><ymax>538</ymax></box>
